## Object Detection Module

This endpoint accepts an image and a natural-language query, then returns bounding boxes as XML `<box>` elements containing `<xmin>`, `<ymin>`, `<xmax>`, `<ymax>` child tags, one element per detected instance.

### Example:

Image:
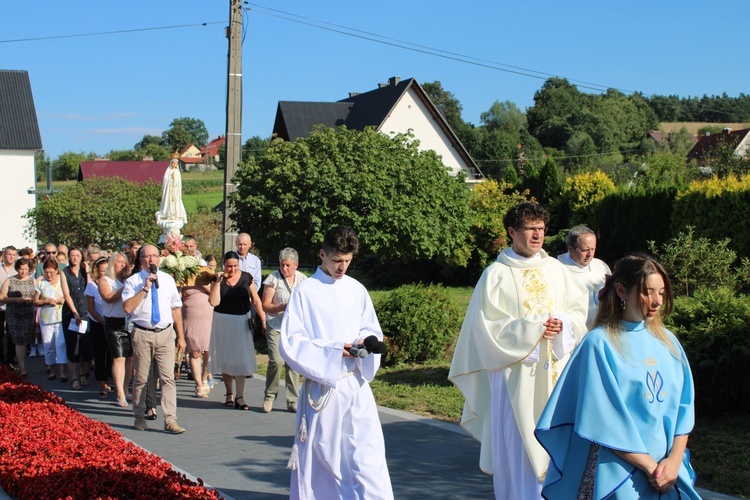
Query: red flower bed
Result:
<box><xmin>0</xmin><ymin>366</ymin><xmax>221</xmax><ymax>499</ymax></box>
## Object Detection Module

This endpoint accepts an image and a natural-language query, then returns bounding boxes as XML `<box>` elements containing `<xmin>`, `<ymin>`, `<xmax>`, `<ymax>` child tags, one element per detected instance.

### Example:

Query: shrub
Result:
<box><xmin>648</xmin><ymin>227</ymin><xmax>750</xmax><ymax>296</ymax></box>
<box><xmin>374</xmin><ymin>284</ymin><xmax>463</xmax><ymax>365</ymax></box>
<box><xmin>669</xmin><ymin>287</ymin><xmax>750</xmax><ymax>414</ymax></box>
<box><xmin>562</xmin><ymin>171</ymin><xmax>616</xmax><ymax>224</ymax></box>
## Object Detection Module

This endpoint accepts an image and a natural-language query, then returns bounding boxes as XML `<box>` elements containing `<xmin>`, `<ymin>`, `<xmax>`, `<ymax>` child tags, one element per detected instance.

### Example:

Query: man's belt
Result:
<box><xmin>134</xmin><ymin>323</ymin><xmax>172</xmax><ymax>333</ymax></box>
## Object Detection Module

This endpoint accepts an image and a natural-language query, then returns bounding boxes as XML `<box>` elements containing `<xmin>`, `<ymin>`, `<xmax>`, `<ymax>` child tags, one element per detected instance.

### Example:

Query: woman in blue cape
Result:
<box><xmin>535</xmin><ymin>254</ymin><xmax>698</xmax><ymax>499</ymax></box>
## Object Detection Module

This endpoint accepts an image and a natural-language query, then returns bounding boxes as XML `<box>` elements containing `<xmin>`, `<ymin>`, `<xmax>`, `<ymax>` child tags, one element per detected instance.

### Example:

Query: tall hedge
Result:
<box><xmin>671</xmin><ymin>174</ymin><xmax>750</xmax><ymax>258</ymax></box>
<box><xmin>589</xmin><ymin>186</ymin><xmax>676</xmax><ymax>265</ymax></box>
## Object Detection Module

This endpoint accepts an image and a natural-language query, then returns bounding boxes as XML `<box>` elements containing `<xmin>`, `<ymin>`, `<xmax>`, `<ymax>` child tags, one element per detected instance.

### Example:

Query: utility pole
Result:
<box><xmin>222</xmin><ymin>0</ymin><xmax>243</xmax><ymax>255</ymax></box>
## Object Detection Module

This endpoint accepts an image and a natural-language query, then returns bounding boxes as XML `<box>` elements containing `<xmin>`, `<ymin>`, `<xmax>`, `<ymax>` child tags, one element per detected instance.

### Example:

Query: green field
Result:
<box><xmin>37</xmin><ymin>170</ymin><xmax>227</xmax><ymax>213</ymax></box>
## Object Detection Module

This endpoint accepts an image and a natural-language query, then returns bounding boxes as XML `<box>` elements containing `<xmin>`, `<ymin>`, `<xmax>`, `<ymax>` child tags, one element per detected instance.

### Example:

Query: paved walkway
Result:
<box><xmin>1</xmin><ymin>356</ymin><xmax>739</xmax><ymax>499</ymax></box>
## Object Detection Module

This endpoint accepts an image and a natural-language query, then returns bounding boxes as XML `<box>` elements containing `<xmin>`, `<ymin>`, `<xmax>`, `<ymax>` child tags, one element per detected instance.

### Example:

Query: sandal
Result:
<box><xmin>116</xmin><ymin>398</ymin><xmax>128</xmax><ymax>408</ymax></box>
<box><xmin>234</xmin><ymin>397</ymin><xmax>250</xmax><ymax>411</ymax></box>
<box><xmin>195</xmin><ymin>386</ymin><xmax>209</xmax><ymax>398</ymax></box>
<box><xmin>98</xmin><ymin>391</ymin><xmax>108</xmax><ymax>399</ymax></box>
<box><xmin>48</xmin><ymin>373</ymin><xmax>56</xmax><ymax>381</ymax></box>
<box><xmin>224</xmin><ymin>393</ymin><xmax>234</xmax><ymax>407</ymax></box>
<box><xmin>145</xmin><ymin>408</ymin><xmax>158</xmax><ymax>420</ymax></box>
<box><xmin>71</xmin><ymin>378</ymin><xmax>81</xmax><ymax>391</ymax></box>
<box><xmin>60</xmin><ymin>376</ymin><xmax>68</xmax><ymax>383</ymax></box>
<box><xmin>80</xmin><ymin>375</ymin><xmax>89</xmax><ymax>386</ymax></box>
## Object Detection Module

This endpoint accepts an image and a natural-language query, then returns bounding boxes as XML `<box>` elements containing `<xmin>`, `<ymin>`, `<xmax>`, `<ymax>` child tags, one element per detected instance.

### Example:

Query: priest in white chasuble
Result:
<box><xmin>449</xmin><ymin>201</ymin><xmax>589</xmax><ymax>500</ymax></box>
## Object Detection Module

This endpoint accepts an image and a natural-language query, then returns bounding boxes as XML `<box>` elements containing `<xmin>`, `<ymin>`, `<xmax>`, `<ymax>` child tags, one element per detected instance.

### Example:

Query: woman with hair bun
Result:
<box><xmin>208</xmin><ymin>251</ymin><xmax>265</xmax><ymax>410</ymax></box>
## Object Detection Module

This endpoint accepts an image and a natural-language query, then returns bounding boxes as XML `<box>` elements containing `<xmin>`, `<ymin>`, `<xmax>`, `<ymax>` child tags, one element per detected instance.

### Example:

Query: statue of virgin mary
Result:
<box><xmin>155</xmin><ymin>155</ymin><xmax>188</xmax><ymax>242</ymax></box>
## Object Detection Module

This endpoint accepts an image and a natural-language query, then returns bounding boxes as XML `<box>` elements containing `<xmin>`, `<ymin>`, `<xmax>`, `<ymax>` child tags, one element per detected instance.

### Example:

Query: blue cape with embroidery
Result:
<box><xmin>535</xmin><ymin>321</ymin><xmax>698</xmax><ymax>499</ymax></box>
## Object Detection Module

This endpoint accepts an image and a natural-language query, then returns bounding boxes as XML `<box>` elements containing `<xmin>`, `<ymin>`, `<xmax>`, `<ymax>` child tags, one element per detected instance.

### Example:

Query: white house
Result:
<box><xmin>0</xmin><ymin>70</ymin><xmax>42</xmax><ymax>249</ymax></box>
<box><xmin>272</xmin><ymin>76</ymin><xmax>483</xmax><ymax>183</ymax></box>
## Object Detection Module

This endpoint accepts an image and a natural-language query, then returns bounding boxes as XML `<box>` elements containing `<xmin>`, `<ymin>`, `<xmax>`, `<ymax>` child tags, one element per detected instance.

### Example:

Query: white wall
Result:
<box><xmin>0</xmin><ymin>150</ymin><xmax>37</xmax><ymax>248</ymax></box>
<box><xmin>379</xmin><ymin>88</ymin><xmax>472</xmax><ymax>178</ymax></box>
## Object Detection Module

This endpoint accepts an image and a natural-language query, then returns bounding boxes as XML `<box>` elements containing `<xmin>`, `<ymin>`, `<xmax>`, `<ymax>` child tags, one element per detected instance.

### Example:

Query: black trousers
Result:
<box><xmin>0</xmin><ymin>310</ymin><xmax>15</xmax><ymax>365</ymax></box>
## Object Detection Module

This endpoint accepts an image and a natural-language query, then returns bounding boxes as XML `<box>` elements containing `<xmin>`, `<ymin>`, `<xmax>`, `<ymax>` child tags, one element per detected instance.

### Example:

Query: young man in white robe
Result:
<box><xmin>557</xmin><ymin>225</ymin><xmax>612</xmax><ymax>329</ymax></box>
<box><xmin>280</xmin><ymin>225</ymin><xmax>393</xmax><ymax>500</ymax></box>
<box><xmin>449</xmin><ymin>202</ymin><xmax>589</xmax><ymax>500</ymax></box>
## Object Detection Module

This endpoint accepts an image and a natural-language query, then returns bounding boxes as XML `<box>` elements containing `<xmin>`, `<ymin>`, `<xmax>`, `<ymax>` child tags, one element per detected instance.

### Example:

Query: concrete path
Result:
<box><xmin>1</xmin><ymin>356</ymin><xmax>738</xmax><ymax>499</ymax></box>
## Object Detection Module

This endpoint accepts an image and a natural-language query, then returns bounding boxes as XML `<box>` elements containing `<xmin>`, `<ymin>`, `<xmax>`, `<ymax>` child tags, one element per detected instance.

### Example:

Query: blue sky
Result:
<box><xmin>3</xmin><ymin>1</ymin><xmax>748</xmax><ymax>159</ymax></box>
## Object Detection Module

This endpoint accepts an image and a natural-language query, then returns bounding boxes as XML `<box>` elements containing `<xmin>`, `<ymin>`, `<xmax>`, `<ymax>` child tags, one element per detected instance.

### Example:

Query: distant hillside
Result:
<box><xmin>660</xmin><ymin>122</ymin><xmax>750</xmax><ymax>135</ymax></box>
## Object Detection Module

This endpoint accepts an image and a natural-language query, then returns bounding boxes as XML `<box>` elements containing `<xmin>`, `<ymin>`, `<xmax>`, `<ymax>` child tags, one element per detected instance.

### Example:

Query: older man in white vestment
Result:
<box><xmin>557</xmin><ymin>225</ymin><xmax>612</xmax><ymax>329</ymax></box>
<box><xmin>280</xmin><ymin>225</ymin><xmax>393</xmax><ymax>500</ymax></box>
<box><xmin>449</xmin><ymin>202</ymin><xmax>588</xmax><ymax>500</ymax></box>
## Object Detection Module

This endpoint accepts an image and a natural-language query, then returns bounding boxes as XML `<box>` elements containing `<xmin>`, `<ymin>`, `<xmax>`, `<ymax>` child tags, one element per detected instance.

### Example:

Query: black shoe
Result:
<box><xmin>145</xmin><ymin>408</ymin><xmax>158</xmax><ymax>420</ymax></box>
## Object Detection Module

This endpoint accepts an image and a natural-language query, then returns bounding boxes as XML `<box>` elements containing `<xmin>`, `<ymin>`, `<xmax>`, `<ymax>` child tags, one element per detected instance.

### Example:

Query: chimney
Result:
<box><xmin>349</xmin><ymin>92</ymin><xmax>360</xmax><ymax>98</ymax></box>
<box><xmin>388</xmin><ymin>76</ymin><xmax>401</xmax><ymax>86</ymax></box>
<box><xmin>378</xmin><ymin>82</ymin><xmax>388</xmax><ymax>89</ymax></box>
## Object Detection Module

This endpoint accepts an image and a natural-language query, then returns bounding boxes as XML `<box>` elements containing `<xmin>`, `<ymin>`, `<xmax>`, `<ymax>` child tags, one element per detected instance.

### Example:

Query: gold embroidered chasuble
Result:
<box><xmin>449</xmin><ymin>248</ymin><xmax>589</xmax><ymax>479</ymax></box>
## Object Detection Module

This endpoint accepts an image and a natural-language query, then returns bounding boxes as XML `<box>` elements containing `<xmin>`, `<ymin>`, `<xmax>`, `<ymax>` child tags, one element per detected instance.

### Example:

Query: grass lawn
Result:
<box><xmin>183</xmin><ymin>191</ymin><xmax>223</xmax><ymax>213</ymax></box>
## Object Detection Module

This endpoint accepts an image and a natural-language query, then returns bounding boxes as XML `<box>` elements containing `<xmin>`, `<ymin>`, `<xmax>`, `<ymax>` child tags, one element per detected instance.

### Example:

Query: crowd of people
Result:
<box><xmin>0</xmin><ymin>208</ymin><xmax>698</xmax><ymax>499</ymax></box>
<box><xmin>0</xmin><ymin>233</ymin><xmax>303</xmax><ymax>437</ymax></box>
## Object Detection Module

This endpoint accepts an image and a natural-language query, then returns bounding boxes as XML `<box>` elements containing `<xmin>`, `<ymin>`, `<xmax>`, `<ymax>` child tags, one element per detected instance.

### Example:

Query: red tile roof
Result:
<box><xmin>201</xmin><ymin>136</ymin><xmax>226</xmax><ymax>156</ymax></box>
<box><xmin>688</xmin><ymin>128</ymin><xmax>750</xmax><ymax>161</ymax></box>
<box><xmin>77</xmin><ymin>161</ymin><xmax>170</xmax><ymax>184</ymax></box>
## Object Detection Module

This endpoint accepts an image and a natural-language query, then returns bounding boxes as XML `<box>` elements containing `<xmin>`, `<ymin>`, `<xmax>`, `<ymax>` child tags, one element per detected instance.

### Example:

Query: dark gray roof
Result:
<box><xmin>273</xmin><ymin>101</ymin><xmax>353</xmax><ymax>142</ymax></box>
<box><xmin>272</xmin><ymin>77</ymin><xmax>480</xmax><ymax>177</ymax></box>
<box><xmin>0</xmin><ymin>70</ymin><xmax>42</xmax><ymax>150</ymax></box>
<box><xmin>339</xmin><ymin>78</ymin><xmax>413</xmax><ymax>130</ymax></box>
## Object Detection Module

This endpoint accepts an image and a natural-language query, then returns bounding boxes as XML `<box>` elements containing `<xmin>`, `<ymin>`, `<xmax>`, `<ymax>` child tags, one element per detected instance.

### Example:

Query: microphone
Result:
<box><xmin>346</xmin><ymin>335</ymin><xmax>388</xmax><ymax>358</ymax></box>
<box><xmin>148</xmin><ymin>264</ymin><xmax>160</xmax><ymax>289</ymax></box>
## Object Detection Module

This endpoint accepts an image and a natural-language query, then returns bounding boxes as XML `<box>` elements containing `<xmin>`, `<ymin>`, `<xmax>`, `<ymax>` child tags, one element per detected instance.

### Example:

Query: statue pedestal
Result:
<box><xmin>157</xmin><ymin>218</ymin><xmax>184</xmax><ymax>244</ymax></box>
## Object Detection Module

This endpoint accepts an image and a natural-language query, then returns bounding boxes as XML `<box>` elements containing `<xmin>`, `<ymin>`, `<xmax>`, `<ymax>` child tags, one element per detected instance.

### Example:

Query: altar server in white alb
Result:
<box><xmin>449</xmin><ymin>202</ymin><xmax>589</xmax><ymax>500</ymax></box>
<box><xmin>557</xmin><ymin>225</ymin><xmax>612</xmax><ymax>329</ymax></box>
<box><xmin>280</xmin><ymin>225</ymin><xmax>393</xmax><ymax>500</ymax></box>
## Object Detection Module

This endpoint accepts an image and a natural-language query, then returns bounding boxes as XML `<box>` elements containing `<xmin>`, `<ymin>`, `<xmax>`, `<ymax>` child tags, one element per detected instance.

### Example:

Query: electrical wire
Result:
<box><xmin>0</xmin><ymin>22</ymin><xmax>224</xmax><ymax>44</ymax></box>
<box><xmin>245</xmin><ymin>2</ymin><xmax>627</xmax><ymax>95</ymax></box>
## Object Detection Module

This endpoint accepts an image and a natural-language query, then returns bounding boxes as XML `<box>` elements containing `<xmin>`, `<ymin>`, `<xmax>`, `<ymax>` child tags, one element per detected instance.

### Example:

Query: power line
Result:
<box><xmin>245</xmin><ymin>3</ymin><xmax>631</xmax><ymax>94</ymax></box>
<box><xmin>475</xmin><ymin>148</ymin><xmax>640</xmax><ymax>165</ymax></box>
<box><xmin>0</xmin><ymin>21</ymin><xmax>224</xmax><ymax>44</ymax></box>
<box><xmin>245</xmin><ymin>3</ymin><xmax>746</xmax><ymax>120</ymax></box>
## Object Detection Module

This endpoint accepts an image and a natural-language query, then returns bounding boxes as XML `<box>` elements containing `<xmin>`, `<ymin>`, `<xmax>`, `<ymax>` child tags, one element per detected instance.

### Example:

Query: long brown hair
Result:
<box><xmin>594</xmin><ymin>253</ymin><xmax>679</xmax><ymax>358</ymax></box>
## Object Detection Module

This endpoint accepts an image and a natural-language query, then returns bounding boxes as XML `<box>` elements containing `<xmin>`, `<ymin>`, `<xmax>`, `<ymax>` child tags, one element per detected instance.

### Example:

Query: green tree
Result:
<box><xmin>422</xmin><ymin>81</ymin><xmax>465</xmax><ymax>132</ymax></box>
<box><xmin>481</xmin><ymin>100</ymin><xmax>527</xmax><ymax>132</ymax></box>
<box><xmin>107</xmin><ymin>149</ymin><xmax>139</xmax><ymax>161</ymax></box>
<box><xmin>163</xmin><ymin>117</ymin><xmax>209</xmax><ymax>148</ymax></box>
<box><xmin>527</xmin><ymin>77</ymin><xmax>582</xmax><ymax>150</ymax></box>
<box><xmin>230</xmin><ymin>126</ymin><xmax>471</xmax><ymax>266</ymax></box>
<box><xmin>630</xmin><ymin>151</ymin><xmax>698</xmax><ymax>191</ymax></box>
<box><xmin>53</xmin><ymin>151</ymin><xmax>95</xmax><ymax>181</ymax></box>
<box><xmin>134</xmin><ymin>134</ymin><xmax>164</xmax><ymax>150</ymax></box>
<box><xmin>138</xmin><ymin>143</ymin><xmax>171</xmax><ymax>161</ymax></box>
<box><xmin>35</xmin><ymin>151</ymin><xmax>51</xmax><ymax>183</ymax></box>
<box><xmin>24</xmin><ymin>177</ymin><xmax>161</xmax><ymax>248</ymax></box>
<box><xmin>565</xmin><ymin>131</ymin><xmax>597</xmax><ymax>170</ymax></box>
<box><xmin>184</xmin><ymin>203</ymin><xmax>223</xmax><ymax>259</ymax></box>
<box><xmin>241</xmin><ymin>136</ymin><xmax>271</xmax><ymax>163</ymax></box>
<box><xmin>162</xmin><ymin>125</ymin><xmax>192</xmax><ymax>154</ymax></box>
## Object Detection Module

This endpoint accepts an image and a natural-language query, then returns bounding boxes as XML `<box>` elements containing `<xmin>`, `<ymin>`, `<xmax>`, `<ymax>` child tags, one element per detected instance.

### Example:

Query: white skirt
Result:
<box><xmin>208</xmin><ymin>312</ymin><xmax>257</xmax><ymax>376</ymax></box>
